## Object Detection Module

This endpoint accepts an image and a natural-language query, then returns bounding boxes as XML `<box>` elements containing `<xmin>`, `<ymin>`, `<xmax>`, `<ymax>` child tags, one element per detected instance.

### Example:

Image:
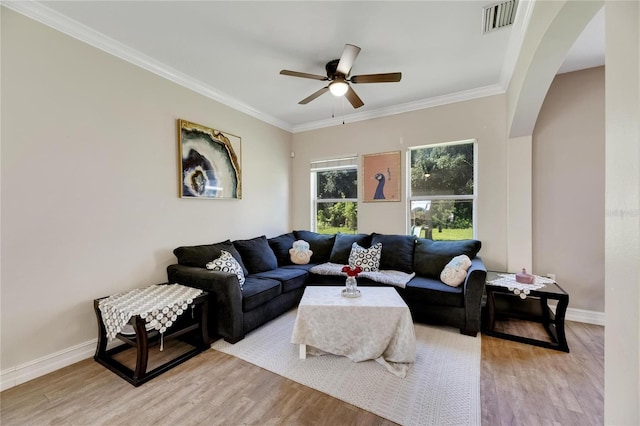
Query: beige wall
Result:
<box><xmin>291</xmin><ymin>95</ymin><xmax>509</xmax><ymax>271</ymax></box>
<box><xmin>532</xmin><ymin>67</ymin><xmax>605</xmax><ymax>312</ymax></box>
<box><xmin>604</xmin><ymin>1</ymin><xmax>640</xmax><ymax>422</ymax></box>
<box><xmin>1</xmin><ymin>1</ymin><xmax>616</xmax><ymax>390</ymax></box>
<box><xmin>291</xmin><ymin>69</ymin><xmax>607</xmax><ymax>314</ymax></box>
<box><xmin>1</xmin><ymin>10</ymin><xmax>292</xmax><ymax>369</ymax></box>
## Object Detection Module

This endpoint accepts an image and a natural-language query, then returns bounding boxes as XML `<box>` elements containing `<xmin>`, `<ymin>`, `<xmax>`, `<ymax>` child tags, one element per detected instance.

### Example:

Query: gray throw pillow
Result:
<box><xmin>233</xmin><ymin>235</ymin><xmax>278</xmax><ymax>274</ymax></box>
<box><xmin>173</xmin><ymin>240</ymin><xmax>248</xmax><ymax>275</ymax></box>
<box><xmin>268</xmin><ymin>232</ymin><xmax>296</xmax><ymax>266</ymax></box>
<box><xmin>370</xmin><ymin>233</ymin><xmax>416</xmax><ymax>273</ymax></box>
<box><xmin>293</xmin><ymin>230</ymin><xmax>336</xmax><ymax>263</ymax></box>
<box><xmin>329</xmin><ymin>233</ymin><xmax>372</xmax><ymax>264</ymax></box>
<box><xmin>173</xmin><ymin>244</ymin><xmax>222</xmax><ymax>268</ymax></box>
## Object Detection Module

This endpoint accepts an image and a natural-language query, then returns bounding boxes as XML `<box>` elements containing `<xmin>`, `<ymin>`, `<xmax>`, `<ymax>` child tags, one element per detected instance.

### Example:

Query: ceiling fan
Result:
<box><xmin>279</xmin><ymin>44</ymin><xmax>402</xmax><ymax>109</ymax></box>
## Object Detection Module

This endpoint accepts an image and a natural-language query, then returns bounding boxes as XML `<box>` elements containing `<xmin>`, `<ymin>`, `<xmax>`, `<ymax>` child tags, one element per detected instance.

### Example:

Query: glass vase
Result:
<box><xmin>345</xmin><ymin>276</ymin><xmax>358</xmax><ymax>295</ymax></box>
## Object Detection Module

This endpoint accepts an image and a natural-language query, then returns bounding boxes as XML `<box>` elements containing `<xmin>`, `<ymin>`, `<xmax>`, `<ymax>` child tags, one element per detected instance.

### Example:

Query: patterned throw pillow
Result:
<box><xmin>440</xmin><ymin>254</ymin><xmax>472</xmax><ymax>287</ymax></box>
<box><xmin>206</xmin><ymin>250</ymin><xmax>245</xmax><ymax>288</ymax></box>
<box><xmin>348</xmin><ymin>242</ymin><xmax>382</xmax><ymax>272</ymax></box>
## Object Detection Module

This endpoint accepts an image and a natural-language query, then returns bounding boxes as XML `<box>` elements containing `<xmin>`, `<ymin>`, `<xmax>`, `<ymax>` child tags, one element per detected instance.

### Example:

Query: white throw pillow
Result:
<box><xmin>206</xmin><ymin>250</ymin><xmax>245</xmax><ymax>288</ymax></box>
<box><xmin>440</xmin><ymin>255</ymin><xmax>472</xmax><ymax>287</ymax></box>
<box><xmin>348</xmin><ymin>242</ymin><xmax>382</xmax><ymax>272</ymax></box>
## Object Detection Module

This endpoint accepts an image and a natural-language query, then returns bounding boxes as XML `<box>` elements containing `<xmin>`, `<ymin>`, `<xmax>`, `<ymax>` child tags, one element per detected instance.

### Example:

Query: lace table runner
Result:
<box><xmin>98</xmin><ymin>284</ymin><xmax>203</xmax><ymax>340</ymax></box>
<box><xmin>487</xmin><ymin>274</ymin><xmax>556</xmax><ymax>299</ymax></box>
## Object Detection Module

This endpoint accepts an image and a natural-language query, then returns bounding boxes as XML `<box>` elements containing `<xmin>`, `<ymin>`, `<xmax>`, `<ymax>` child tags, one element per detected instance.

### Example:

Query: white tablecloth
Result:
<box><xmin>291</xmin><ymin>286</ymin><xmax>416</xmax><ymax>377</ymax></box>
<box><xmin>98</xmin><ymin>284</ymin><xmax>203</xmax><ymax>339</ymax></box>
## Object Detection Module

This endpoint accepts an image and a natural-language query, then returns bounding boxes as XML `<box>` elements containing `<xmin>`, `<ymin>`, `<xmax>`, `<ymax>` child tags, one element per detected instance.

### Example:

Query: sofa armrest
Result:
<box><xmin>167</xmin><ymin>264</ymin><xmax>244</xmax><ymax>342</ymax></box>
<box><xmin>461</xmin><ymin>257</ymin><xmax>487</xmax><ymax>333</ymax></box>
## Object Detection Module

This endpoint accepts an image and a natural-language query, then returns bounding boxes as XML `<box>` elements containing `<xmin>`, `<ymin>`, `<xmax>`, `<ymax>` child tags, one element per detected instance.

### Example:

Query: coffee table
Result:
<box><xmin>291</xmin><ymin>286</ymin><xmax>416</xmax><ymax>373</ymax></box>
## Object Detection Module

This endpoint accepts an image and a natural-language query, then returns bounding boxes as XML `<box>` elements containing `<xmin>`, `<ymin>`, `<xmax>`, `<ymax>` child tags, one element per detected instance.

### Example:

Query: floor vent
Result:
<box><xmin>483</xmin><ymin>0</ymin><xmax>518</xmax><ymax>34</ymax></box>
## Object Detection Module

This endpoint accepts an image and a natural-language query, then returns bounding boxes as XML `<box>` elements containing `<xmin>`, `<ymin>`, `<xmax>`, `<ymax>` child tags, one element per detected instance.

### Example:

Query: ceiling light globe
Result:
<box><xmin>329</xmin><ymin>81</ymin><xmax>349</xmax><ymax>97</ymax></box>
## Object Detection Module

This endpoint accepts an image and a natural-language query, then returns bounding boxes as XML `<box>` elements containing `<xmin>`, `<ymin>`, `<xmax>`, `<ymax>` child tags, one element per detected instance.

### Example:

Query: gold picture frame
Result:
<box><xmin>362</xmin><ymin>151</ymin><xmax>401</xmax><ymax>202</ymax></box>
<box><xmin>177</xmin><ymin>119</ymin><xmax>242</xmax><ymax>199</ymax></box>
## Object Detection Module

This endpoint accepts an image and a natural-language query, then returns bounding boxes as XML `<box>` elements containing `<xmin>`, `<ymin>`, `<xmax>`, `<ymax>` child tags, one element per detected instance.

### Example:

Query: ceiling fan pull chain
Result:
<box><xmin>342</xmin><ymin>97</ymin><xmax>346</xmax><ymax>124</ymax></box>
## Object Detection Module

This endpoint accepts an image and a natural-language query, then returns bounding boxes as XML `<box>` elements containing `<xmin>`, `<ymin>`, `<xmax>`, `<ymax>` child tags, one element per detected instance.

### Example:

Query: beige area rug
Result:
<box><xmin>212</xmin><ymin>309</ymin><xmax>481</xmax><ymax>426</ymax></box>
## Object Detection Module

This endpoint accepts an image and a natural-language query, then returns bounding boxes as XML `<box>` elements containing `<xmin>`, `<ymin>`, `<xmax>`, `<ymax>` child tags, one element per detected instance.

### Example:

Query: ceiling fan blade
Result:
<box><xmin>350</xmin><ymin>72</ymin><xmax>402</xmax><ymax>84</ymax></box>
<box><xmin>336</xmin><ymin>44</ymin><xmax>361</xmax><ymax>76</ymax></box>
<box><xmin>299</xmin><ymin>86</ymin><xmax>329</xmax><ymax>104</ymax></box>
<box><xmin>280</xmin><ymin>70</ymin><xmax>329</xmax><ymax>81</ymax></box>
<box><xmin>344</xmin><ymin>86</ymin><xmax>364</xmax><ymax>109</ymax></box>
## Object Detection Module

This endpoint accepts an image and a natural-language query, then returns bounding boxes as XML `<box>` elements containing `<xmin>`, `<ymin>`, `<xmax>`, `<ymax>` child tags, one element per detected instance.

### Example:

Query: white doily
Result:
<box><xmin>98</xmin><ymin>284</ymin><xmax>203</xmax><ymax>340</ymax></box>
<box><xmin>487</xmin><ymin>274</ymin><xmax>556</xmax><ymax>299</ymax></box>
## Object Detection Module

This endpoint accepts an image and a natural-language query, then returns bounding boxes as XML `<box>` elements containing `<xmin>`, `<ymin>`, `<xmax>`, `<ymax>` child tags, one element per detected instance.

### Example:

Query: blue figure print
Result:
<box><xmin>373</xmin><ymin>173</ymin><xmax>386</xmax><ymax>199</ymax></box>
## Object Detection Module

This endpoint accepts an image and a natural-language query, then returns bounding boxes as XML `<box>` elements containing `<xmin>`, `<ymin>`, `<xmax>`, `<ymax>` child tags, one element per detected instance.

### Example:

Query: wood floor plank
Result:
<box><xmin>1</xmin><ymin>320</ymin><xmax>603</xmax><ymax>425</ymax></box>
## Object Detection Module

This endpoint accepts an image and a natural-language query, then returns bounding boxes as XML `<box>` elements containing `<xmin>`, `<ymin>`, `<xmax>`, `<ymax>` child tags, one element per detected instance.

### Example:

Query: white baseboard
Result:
<box><xmin>1</xmin><ymin>339</ymin><xmax>98</xmax><ymax>392</ymax></box>
<box><xmin>0</xmin><ymin>307</ymin><xmax>606</xmax><ymax>392</ymax></box>
<box><xmin>546</xmin><ymin>303</ymin><xmax>605</xmax><ymax>326</ymax></box>
<box><xmin>565</xmin><ymin>307</ymin><xmax>605</xmax><ymax>326</ymax></box>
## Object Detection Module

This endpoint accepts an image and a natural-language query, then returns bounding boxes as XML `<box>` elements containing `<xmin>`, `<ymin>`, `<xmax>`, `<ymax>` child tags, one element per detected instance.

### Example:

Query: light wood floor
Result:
<box><xmin>0</xmin><ymin>320</ymin><xmax>603</xmax><ymax>426</ymax></box>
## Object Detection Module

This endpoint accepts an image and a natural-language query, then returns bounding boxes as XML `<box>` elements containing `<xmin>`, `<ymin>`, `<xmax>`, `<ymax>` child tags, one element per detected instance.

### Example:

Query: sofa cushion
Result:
<box><xmin>329</xmin><ymin>233</ymin><xmax>372</xmax><ymax>264</ymax></box>
<box><xmin>404</xmin><ymin>276</ymin><xmax>464</xmax><ymax>307</ymax></box>
<box><xmin>205</xmin><ymin>250</ymin><xmax>246</xmax><ymax>287</ymax></box>
<box><xmin>370</xmin><ymin>233</ymin><xmax>415</xmax><ymax>273</ymax></box>
<box><xmin>280</xmin><ymin>263</ymin><xmax>318</xmax><ymax>273</ymax></box>
<box><xmin>413</xmin><ymin>238</ymin><xmax>481</xmax><ymax>279</ymax></box>
<box><xmin>174</xmin><ymin>240</ymin><xmax>247</xmax><ymax>275</ymax></box>
<box><xmin>268</xmin><ymin>232</ymin><xmax>296</xmax><ymax>266</ymax></box>
<box><xmin>348</xmin><ymin>242</ymin><xmax>382</xmax><ymax>272</ymax></box>
<box><xmin>252</xmin><ymin>268</ymin><xmax>309</xmax><ymax>293</ymax></box>
<box><xmin>293</xmin><ymin>230</ymin><xmax>335</xmax><ymax>263</ymax></box>
<box><xmin>241</xmin><ymin>277</ymin><xmax>282</xmax><ymax>312</ymax></box>
<box><xmin>233</xmin><ymin>236</ymin><xmax>278</xmax><ymax>274</ymax></box>
<box><xmin>173</xmin><ymin>244</ymin><xmax>222</xmax><ymax>268</ymax></box>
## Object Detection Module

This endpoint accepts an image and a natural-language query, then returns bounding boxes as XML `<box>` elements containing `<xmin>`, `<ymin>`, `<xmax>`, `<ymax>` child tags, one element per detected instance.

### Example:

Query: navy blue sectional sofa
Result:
<box><xmin>167</xmin><ymin>230</ymin><xmax>487</xmax><ymax>344</ymax></box>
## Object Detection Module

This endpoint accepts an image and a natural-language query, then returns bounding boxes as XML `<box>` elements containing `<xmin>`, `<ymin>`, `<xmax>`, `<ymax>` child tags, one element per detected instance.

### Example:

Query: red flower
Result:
<box><xmin>341</xmin><ymin>265</ymin><xmax>362</xmax><ymax>277</ymax></box>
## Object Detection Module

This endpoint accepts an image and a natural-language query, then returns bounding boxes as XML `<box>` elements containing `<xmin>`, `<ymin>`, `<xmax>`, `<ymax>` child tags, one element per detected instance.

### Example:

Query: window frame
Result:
<box><xmin>406</xmin><ymin>139</ymin><xmax>478</xmax><ymax>239</ymax></box>
<box><xmin>310</xmin><ymin>157</ymin><xmax>359</xmax><ymax>233</ymax></box>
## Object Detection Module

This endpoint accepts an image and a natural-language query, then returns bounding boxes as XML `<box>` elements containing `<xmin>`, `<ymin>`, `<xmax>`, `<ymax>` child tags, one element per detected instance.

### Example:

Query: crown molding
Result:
<box><xmin>4</xmin><ymin>1</ymin><xmax>514</xmax><ymax>135</ymax></box>
<box><xmin>2</xmin><ymin>1</ymin><xmax>294</xmax><ymax>133</ymax></box>
<box><xmin>292</xmin><ymin>84</ymin><xmax>506</xmax><ymax>133</ymax></box>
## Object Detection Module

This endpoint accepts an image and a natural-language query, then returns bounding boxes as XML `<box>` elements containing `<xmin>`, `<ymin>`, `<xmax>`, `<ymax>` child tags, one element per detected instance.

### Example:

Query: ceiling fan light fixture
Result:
<box><xmin>329</xmin><ymin>80</ymin><xmax>349</xmax><ymax>97</ymax></box>
<box><xmin>281</xmin><ymin>43</ymin><xmax>400</xmax><ymax>108</ymax></box>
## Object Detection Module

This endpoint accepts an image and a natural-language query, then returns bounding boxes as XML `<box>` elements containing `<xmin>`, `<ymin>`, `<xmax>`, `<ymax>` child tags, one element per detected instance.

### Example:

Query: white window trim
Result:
<box><xmin>310</xmin><ymin>157</ymin><xmax>358</xmax><ymax>232</ymax></box>
<box><xmin>406</xmin><ymin>140</ymin><xmax>478</xmax><ymax>239</ymax></box>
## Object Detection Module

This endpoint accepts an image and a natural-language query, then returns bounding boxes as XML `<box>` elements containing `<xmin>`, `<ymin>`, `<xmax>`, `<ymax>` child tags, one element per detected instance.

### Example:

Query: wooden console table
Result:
<box><xmin>483</xmin><ymin>271</ymin><xmax>570</xmax><ymax>352</ymax></box>
<box><xmin>94</xmin><ymin>284</ymin><xmax>209</xmax><ymax>386</ymax></box>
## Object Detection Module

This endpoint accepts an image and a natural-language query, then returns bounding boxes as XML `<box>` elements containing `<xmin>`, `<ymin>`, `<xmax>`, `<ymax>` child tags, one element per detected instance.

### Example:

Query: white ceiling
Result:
<box><xmin>7</xmin><ymin>1</ymin><xmax>604</xmax><ymax>132</ymax></box>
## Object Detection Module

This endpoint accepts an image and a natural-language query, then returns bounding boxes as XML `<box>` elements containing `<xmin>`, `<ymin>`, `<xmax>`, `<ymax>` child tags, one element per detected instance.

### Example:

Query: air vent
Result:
<box><xmin>483</xmin><ymin>0</ymin><xmax>518</xmax><ymax>34</ymax></box>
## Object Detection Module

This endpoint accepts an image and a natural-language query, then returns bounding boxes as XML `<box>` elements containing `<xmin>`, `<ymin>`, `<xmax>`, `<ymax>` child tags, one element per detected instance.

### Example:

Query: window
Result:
<box><xmin>408</xmin><ymin>140</ymin><xmax>476</xmax><ymax>240</ymax></box>
<box><xmin>311</xmin><ymin>157</ymin><xmax>358</xmax><ymax>235</ymax></box>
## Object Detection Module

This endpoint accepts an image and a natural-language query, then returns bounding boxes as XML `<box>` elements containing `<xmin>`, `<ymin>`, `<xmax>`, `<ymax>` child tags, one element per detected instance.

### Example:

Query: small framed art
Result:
<box><xmin>362</xmin><ymin>151</ymin><xmax>401</xmax><ymax>202</ymax></box>
<box><xmin>177</xmin><ymin>119</ymin><xmax>242</xmax><ymax>199</ymax></box>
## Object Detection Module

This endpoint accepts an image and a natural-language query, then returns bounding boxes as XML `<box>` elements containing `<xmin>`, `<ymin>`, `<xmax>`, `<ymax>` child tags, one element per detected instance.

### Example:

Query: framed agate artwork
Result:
<box><xmin>177</xmin><ymin>119</ymin><xmax>242</xmax><ymax>199</ymax></box>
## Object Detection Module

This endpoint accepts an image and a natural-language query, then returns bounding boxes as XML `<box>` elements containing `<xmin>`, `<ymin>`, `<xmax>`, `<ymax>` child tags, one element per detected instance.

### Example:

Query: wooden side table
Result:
<box><xmin>483</xmin><ymin>271</ymin><xmax>570</xmax><ymax>352</ymax></box>
<box><xmin>94</xmin><ymin>290</ymin><xmax>209</xmax><ymax>386</ymax></box>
